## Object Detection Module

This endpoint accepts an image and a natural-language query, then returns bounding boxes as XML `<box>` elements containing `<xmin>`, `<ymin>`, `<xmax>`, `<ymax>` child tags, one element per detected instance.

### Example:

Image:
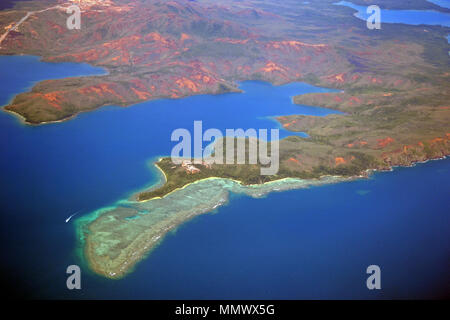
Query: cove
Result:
<box><xmin>0</xmin><ymin>52</ymin><xmax>449</xmax><ymax>299</ymax></box>
<box><xmin>0</xmin><ymin>54</ymin><xmax>339</xmax><ymax>298</ymax></box>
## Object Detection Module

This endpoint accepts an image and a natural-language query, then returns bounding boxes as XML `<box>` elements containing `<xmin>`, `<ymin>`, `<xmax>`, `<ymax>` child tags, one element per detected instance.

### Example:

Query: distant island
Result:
<box><xmin>1</xmin><ymin>0</ymin><xmax>449</xmax><ymax>278</ymax></box>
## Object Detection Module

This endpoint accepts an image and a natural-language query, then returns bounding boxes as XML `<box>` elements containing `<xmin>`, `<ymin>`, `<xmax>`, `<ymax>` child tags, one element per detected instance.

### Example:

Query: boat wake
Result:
<box><xmin>65</xmin><ymin>210</ymin><xmax>81</xmax><ymax>223</ymax></box>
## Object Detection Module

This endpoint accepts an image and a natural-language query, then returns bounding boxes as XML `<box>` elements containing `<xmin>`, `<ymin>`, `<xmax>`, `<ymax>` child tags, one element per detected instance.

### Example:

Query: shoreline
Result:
<box><xmin>136</xmin><ymin>167</ymin><xmax>351</xmax><ymax>203</ymax></box>
<box><xmin>130</xmin><ymin>150</ymin><xmax>449</xmax><ymax>204</ymax></box>
<box><xmin>0</xmin><ymin>53</ymin><xmax>245</xmax><ymax>125</ymax></box>
<box><xmin>1</xmin><ymin>54</ymin><xmax>447</xmax><ymax>278</ymax></box>
<box><xmin>2</xmin><ymin>84</ymin><xmax>243</xmax><ymax>126</ymax></box>
<box><xmin>78</xmin><ymin>170</ymin><xmax>354</xmax><ymax>278</ymax></box>
<box><xmin>77</xmin><ymin>151</ymin><xmax>450</xmax><ymax>279</ymax></box>
<box><xmin>0</xmin><ymin>56</ymin><xmax>329</xmax><ymax>127</ymax></box>
<box><xmin>0</xmin><ymin>54</ymin><xmax>109</xmax><ymax>125</ymax></box>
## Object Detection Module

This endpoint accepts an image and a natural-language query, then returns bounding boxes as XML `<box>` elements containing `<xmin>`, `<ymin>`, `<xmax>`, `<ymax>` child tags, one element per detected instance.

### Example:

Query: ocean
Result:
<box><xmin>336</xmin><ymin>1</ymin><xmax>450</xmax><ymax>27</ymax></box>
<box><xmin>0</xmin><ymin>5</ymin><xmax>449</xmax><ymax>299</ymax></box>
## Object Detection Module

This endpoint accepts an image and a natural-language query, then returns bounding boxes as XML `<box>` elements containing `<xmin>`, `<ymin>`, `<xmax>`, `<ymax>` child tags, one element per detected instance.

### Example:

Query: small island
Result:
<box><xmin>79</xmin><ymin>126</ymin><xmax>449</xmax><ymax>279</ymax></box>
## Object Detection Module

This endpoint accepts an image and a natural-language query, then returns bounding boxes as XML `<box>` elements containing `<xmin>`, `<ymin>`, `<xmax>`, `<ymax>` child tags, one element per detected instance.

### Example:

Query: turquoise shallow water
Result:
<box><xmin>0</xmin><ymin>54</ymin><xmax>448</xmax><ymax>299</ymax></box>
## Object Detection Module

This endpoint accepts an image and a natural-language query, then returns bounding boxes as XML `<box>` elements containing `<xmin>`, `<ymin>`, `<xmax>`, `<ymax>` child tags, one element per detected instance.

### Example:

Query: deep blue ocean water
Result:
<box><xmin>0</xmin><ymin>5</ymin><xmax>449</xmax><ymax>299</ymax></box>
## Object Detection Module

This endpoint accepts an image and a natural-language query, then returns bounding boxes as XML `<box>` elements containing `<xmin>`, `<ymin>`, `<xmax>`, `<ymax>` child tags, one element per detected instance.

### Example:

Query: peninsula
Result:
<box><xmin>0</xmin><ymin>0</ymin><xmax>449</xmax><ymax>278</ymax></box>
